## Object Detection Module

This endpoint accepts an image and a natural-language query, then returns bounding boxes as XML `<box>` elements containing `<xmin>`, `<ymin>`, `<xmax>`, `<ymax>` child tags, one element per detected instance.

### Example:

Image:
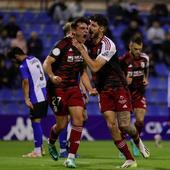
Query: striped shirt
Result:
<box><xmin>19</xmin><ymin>56</ymin><xmax>47</xmax><ymax>104</ymax></box>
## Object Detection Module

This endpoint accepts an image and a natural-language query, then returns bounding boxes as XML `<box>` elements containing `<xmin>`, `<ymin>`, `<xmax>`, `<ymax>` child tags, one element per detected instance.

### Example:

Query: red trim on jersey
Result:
<box><xmin>103</xmin><ymin>37</ymin><xmax>111</xmax><ymax>50</ymax></box>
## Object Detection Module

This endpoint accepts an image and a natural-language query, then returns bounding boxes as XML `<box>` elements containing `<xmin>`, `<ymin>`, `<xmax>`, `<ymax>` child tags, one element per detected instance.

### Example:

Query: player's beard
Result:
<box><xmin>91</xmin><ymin>31</ymin><xmax>99</xmax><ymax>42</ymax></box>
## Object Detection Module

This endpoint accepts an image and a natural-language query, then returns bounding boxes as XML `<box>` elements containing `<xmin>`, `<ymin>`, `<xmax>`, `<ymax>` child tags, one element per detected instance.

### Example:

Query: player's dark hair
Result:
<box><xmin>90</xmin><ymin>14</ymin><xmax>108</xmax><ymax>28</ymax></box>
<box><xmin>7</xmin><ymin>47</ymin><xmax>25</xmax><ymax>59</ymax></box>
<box><xmin>71</xmin><ymin>17</ymin><xmax>90</xmax><ymax>29</ymax></box>
<box><xmin>131</xmin><ymin>34</ymin><xmax>143</xmax><ymax>45</ymax></box>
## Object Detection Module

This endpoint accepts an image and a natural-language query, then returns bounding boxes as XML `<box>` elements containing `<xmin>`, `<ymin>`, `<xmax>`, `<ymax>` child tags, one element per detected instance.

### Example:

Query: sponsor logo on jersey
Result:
<box><xmin>133</xmin><ymin>70</ymin><xmax>144</xmax><ymax>77</ymax></box>
<box><xmin>67</xmin><ymin>56</ymin><xmax>74</xmax><ymax>62</ymax></box>
<box><xmin>67</xmin><ymin>55</ymin><xmax>83</xmax><ymax>62</ymax></box>
<box><xmin>101</xmin><ymin>51</ymin><xmax>109</xmax><ymax>57</ymax></box>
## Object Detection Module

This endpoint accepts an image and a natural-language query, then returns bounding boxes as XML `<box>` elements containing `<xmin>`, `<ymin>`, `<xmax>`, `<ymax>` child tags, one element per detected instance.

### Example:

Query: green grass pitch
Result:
<box><xmin>0</xmin><ymin>140</ymin><xmax>170</xmax><ymax>170</ymax></box>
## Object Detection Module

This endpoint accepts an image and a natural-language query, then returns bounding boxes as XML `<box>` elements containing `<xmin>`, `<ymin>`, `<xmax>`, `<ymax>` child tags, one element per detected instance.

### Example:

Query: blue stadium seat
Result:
<box><xmin>147</xmin><ymin>76</ymin><xmax>168</xmax><ymax>90</ymax></box>
<box><xmin>147</xmin><ymin>104</ymin><xmax>160</xmax><ymax>116</ymax></box>
<box><xmin>155</xmin><ymin>63</ymin><xmax>169</xmax><ymax>76</ymax></box>
<box><xmin>21</xmin><ymin>11</ymin><xmax>35</xmax><ymax>23</ymax></box>
<box><xmin>112</xmin><ymin>24</ymin><xmax>126</xmax><ymax>38</ymax></box>
<box><xmin>146</xmin><ymin>89</ymin><xmax>167</xmax><ymax>104</ymax></box>
<box><xmin>0</xmin><ymin>89</ymin><xmax>12</xmax><ymax>101</ymax></box>
<box><xmin>10</xmin><ymin>89</ymin><xmax>24</xmax><ymax>101</ymax></box>
<box><xmin>34</xmin><ymin>11</ymin><xmax>52</xmax><ymax>23</ymax></box>
<box><xmin>156</xmin><ymin>90</ymin><xmax>168</xmax><ymax>104</ymax></box>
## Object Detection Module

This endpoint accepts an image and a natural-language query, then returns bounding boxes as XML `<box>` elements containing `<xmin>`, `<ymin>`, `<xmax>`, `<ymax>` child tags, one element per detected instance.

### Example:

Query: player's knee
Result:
<box><xmin>119</xmin><ymin>126</ymin><xmax>128</xmax><ymax>134</ymax></box>
<box><xmin>56</xmin><ymin>122</ymin><xmax>67</xmax><ymax>131</ymax></box>
<box><xmin>107</xmin><ymin>121</ymin><xmax>117</xmax><ymax>131</ymax></box>
<box><xmin>72</xmin><ymin>117</ymin><xmax>84</xmax><ymax>126</ymax></box>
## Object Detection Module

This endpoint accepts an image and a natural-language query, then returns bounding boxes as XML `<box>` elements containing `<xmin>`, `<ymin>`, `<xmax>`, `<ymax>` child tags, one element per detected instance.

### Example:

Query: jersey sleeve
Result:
<box><xmin>96</xmin><ymin>38</ymin><xmax>116</xmax><ymax>61</ymax></box>
<box><xmin>141</xmin><ymin>53</ymin><xmax>149</xmax><ymax>68</ymax></box>
<box><xmin>49</xmin><ymin>38</ymin><xmax>69</xmax><ymax>59</ymax></box>
<box><xmin>19</xmin><ymin>63</ymin><xmax>29</xmax><ymax>80</ymax></box>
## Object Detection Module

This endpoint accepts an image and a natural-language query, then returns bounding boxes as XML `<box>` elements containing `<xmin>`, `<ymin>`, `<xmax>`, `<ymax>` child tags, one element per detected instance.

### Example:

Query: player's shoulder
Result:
<box><xmin>119</xmin><ymin>52</ymin><xmax>131</xmax><ymax>62</ymax></box>
<box><xmin>140</xmin><ymin>52</ymin><xmax>149</xmax><ymax>62</ymax></box>
<box><xmin>54</xmin><ymin>37</ymin><xmax>72</xmax><ymax>48</ymax></box>
<box><xmin>101</xmin><ymin>36</ymin><xmax>116</xmax><ymax>55</ymax></box>
<box><xmin>50</xmin><ymin>37</ymin><xmax>72</xmax><ymax>57</ymax></box>
<box><xmin>26</xmin><ymin>55</ymin><xmax>41</xmax><ymax>63</ymax></box>
<box><xmin>102</xmin><ymin>36</ymin><xmax>115</xmax><ymax>48</ymax></box>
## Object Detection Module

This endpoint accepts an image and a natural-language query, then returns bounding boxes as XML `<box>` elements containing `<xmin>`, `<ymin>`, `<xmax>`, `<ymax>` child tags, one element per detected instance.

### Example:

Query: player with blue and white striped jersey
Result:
<box><xmin>8</xmin><ymin>47</ymin><xmax>48</xmax><ymax>158</ymax></box>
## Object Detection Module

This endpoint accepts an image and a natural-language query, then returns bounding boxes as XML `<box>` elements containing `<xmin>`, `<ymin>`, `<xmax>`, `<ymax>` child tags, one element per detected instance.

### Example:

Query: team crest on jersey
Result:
<box><xmin>118</xmin><ymin>95</ymin><xmax>127</xmax><ymax>104</ymax></box>
<box><xmin>141</xmin><ymin>62</ymin><xmax>145</xmax><ymax>68</ymax></box>
<box><xmin>52</xmin><ymin>48</ymin><xmax>60</xmax><ymax>56</ymax></box>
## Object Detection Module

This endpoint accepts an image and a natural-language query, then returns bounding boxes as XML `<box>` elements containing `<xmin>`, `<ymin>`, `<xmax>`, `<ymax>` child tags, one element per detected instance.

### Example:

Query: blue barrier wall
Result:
<box><xmin>0</xmin><ymin>115</ymin><xmax>169</xmax><ymax>141</ymax></box>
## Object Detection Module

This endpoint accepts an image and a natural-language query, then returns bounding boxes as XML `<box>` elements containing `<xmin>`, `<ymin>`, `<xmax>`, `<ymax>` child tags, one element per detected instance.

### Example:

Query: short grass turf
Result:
<box><xmin>0</xmin><ymin>140</ymin><xmax>170</xmax><ymax>170</ymax></box>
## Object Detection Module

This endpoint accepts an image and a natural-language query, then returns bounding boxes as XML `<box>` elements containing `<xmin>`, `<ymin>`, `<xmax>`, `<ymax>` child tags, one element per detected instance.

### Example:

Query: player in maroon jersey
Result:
<box><xmin>119</xmin><ymin>35</ymin><xmax>149</xmax><ymax>156</ymax></box>
<box><xmin>73</xmin><ymin>14</ymin><xmax>150</xmax><ymax>168</ymax></box>
<box><xmin>43</xmin><ymin>17</ymin><xmax>97</xmax><ymax>168</ymax></box>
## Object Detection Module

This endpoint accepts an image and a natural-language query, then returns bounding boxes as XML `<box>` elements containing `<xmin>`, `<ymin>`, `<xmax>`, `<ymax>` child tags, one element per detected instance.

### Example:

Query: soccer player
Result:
<box><xmin>154</xmin><ymin>72</ymin><xmax>170</xmax><ymax>147</ymax></box>
<box><xmin>43</xmin><ymin>17</ymin><xmax>96</xmax><ymax>168</ymax></box>
<box><xmin>57</xmin><ymin>22</ymin><xmax>94</xmax><ymax>158</ymax></box>
<box><xmin>73</xmin><ymin>14</ymin><xmax>150</xmax><ymax>168</ymax></box>
<box><xmin>57</xmin><ymin>22</ymin><xmax>73</xmax><ymax>158</ymax></box>
<box><xmin>8</xmin><ymin>47</ymin><xmax>48</xmax><ymax>157</ymax></box>
<box><xmin>119</xmin><ymin>35</ymin><xmax>149</xmax><ymax>156</ymax></box>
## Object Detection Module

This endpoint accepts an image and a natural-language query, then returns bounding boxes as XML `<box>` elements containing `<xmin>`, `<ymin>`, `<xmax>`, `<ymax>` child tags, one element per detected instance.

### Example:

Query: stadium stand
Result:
<box><xmin>0</xmin><ymin>1</ymin><xmax>169</xmax><ymax>117</ymax></box>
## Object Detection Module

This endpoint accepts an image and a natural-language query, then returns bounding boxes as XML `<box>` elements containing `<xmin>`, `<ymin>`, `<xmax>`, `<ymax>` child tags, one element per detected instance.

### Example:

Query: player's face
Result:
<box><xmin>129</xmin><ymin>42</ymin><xmax>143</xmax><ymax>58</ymax></box>
<box><xmin>74</xmin><ymin>22</ymin><xmax>89</xmax><ymax>43</ymax></box>
<box><xmin>11</xmin><ymin>55</ymin><xmax>22</xmax><ymax>67</ymax></box>
<box><xmin>89</xmin><ymin>21</ymin><xmax>100</xmax><ymax>39</ymax></box>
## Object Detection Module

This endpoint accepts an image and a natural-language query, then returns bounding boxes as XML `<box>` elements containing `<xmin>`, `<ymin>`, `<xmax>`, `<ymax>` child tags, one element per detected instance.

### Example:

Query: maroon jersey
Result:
<box><xmin>47</xmin><ymin>37</ymin><xmax>85</xmax><ymax>88</ymax></box>
<box><xmin>86</xmin><ymin>36</ymin><xmax>127</xmax><ymax>92</ymax></box>
<box><xmin>119</xmin><ymin>52</ymin><xmax>149</xmax><ymax>91</ymax></box>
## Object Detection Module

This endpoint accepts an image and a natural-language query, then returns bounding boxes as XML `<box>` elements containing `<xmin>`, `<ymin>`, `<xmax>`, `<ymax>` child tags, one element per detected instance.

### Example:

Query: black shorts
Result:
<box><xmin>30</xmin><ymin>101</ymin><xmax>48</xmax><ymax>119</ymax></box>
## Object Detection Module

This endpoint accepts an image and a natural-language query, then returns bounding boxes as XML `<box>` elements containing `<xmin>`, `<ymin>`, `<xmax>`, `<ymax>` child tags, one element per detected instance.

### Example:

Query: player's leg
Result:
<box><xmin>64</xmin><ymin>106</ymin><xmax>84</xmax><ymax>168</ymax></box>
<box><xmin>117</xmin><ymin>88</ymin><xmax>150</xmax><ymax>159</ymax></box>
<box><xmin>59</xmin><ymin>126</ymin><xmax>69</xmax><ymax>157</ymax></box>
<box><xmin>48</xmin><ymin>115</ymin><xmax>68</xmax><ymax>161</ymax></box>
<box><xmin>22</xmin><ymin>101</ymin><xmax>48</xmax><ymax>158</ymax></box>
<box><xmin>104</xmin><ymin>110</ymin><xmax>137</xmax><ymax>168</ymax></box>
<box><xmin>60</xmin><ymin>109</ymin><xmax>88</xmax><ymax>158</ymax></box>
<box><xmin>118</xmin><ymin>111</ymin><xmax>150</xmax><ymax>159</ymax></box>
<box><xmin>99</xmin><ymin>90</ymin><xmax>137</xmax><ymax>167</ymax></box>
<box><xmin>22</xmin><ymin>118</ymin><xmax>43</xmax><ymax>157</ymax></box>
<box><xmin>134</xmin><ymin>108</ymin><xmax>145</xmax><ymax>136</ymax></box>
<box><xmin>131</xmin><ymin>108</ymin><xmax>146</xmax><ymax>156</ymax></box>
<box><xmin>58</xmin><ymin>115</ymin><xmax>71</xmax><ymax>158</ymax></box>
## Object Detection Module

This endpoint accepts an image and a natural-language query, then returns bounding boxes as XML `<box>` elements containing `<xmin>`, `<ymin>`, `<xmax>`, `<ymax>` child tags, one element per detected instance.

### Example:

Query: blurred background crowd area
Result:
<box><xmin>0</xmin><ymin>0</ymin><xmax>169</xmax><ymax>116</ymax></box>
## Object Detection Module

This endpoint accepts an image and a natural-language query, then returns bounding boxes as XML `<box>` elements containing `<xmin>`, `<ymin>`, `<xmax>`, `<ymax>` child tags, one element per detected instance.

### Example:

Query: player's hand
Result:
<box><xmin>89</xmin><ymin>88</ymin><xmax>98</xmax><ymax>96</ymax></box>
<box><xmin>143</xmin><ymin>78</ymin><xmax>149</xmax><ymax>86</ymax></box>
<box><xmin>82</xmin><ymin>92</ymin><xmax>89</xmax><ymax>104</ymax></box>
<box><xmin>25</xmin><ymin>99</ymin><xmax>33</xmax><ymax>109</ymax></box>
<box><xmin>72</xmin><ymin>39</ymin><xmax>84</xmax><ymax>51</ymax></box>
<box><xmin>51</xmin><ymin>75</ymin><xmax>62</xmax><ymax>85</ymax></box>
